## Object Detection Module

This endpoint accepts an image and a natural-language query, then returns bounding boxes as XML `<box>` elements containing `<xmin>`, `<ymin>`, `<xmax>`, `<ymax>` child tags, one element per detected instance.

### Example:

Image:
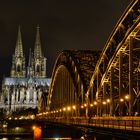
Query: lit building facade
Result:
<box><xmin>0</xmin><ymin>26</ymin><xmax>50</xmax><ymax>114</ymax></box>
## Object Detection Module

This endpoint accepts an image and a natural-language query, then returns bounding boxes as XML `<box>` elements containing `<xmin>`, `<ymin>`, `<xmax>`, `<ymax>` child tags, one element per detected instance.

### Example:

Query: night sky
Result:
<box><xmin>0</xmin><ymin>0</ymin><xmax>131</xmax><ymax>81</ymax></box>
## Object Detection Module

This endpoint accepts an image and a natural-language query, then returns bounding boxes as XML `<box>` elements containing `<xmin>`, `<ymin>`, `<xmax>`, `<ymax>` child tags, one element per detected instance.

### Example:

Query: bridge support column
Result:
<box><xmin>110</xmin><ymin>67</ymin><xmax>115</xmax><ymax>116</ymax></box>
<box><xmin>129</xmin><ymin>36</ymin><xmax>134</xmax><ymax>116</ymax></box>
<box><xmin>103</xmin><ymin>82</ymin><xmax>107</xmax><ymax>116</ymax></box>
<box><xmin>96</xmin><ymin>71</ymin><xmax>100</xmax><ymax>116</ymax></box>
<box><xmin>85</xmin><ymin>93</ymin><xmax>89</xmax><ymax>118</ymax></box>
<box><xmin>119</xmin><ymin>51</ymin><xmax>123</xmax><ymax>116</ymax></box>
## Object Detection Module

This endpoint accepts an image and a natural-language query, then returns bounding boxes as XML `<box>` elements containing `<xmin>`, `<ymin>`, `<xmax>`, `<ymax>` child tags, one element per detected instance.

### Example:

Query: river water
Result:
<box><xmin>0</xmin><ymin>123</ymin><xmax>136</xmax><ymax>140</ymax></box>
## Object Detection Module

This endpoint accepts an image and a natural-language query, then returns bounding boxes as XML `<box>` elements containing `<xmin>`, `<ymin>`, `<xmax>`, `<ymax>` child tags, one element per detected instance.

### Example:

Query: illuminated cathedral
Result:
<box><xmin>0</xmin><ymin>26</ymin><xmax>50</xmax><ymax>114</ymax></box>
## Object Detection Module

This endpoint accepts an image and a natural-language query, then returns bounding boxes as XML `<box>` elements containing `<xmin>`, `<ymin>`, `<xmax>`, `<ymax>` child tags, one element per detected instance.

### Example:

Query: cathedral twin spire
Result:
<box><xmin>34</xmin><ymin>26</ymin><xmax>42</xmax><ymax>58</ymax></box>
<box><xmin>15</xmin><ymin>26</ymin><xmax>23</xmax><ymax>57</ymax></box>
<box><xmin>11</xmin><ymin>25</ymin><xmax>46</xmax><ymax>78</ymax></box>
<box><xmin>15</xmin><ymin>25</ymin><xmax>42</xmax><ymax>59</ymax></box>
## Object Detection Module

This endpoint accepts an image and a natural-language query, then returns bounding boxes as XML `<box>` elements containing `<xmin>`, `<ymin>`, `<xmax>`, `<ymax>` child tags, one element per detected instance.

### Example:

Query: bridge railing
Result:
<box><xmin>44</xmin><ymin>117</ymin><xmax>140</xmax><ymax>132</ymax></box>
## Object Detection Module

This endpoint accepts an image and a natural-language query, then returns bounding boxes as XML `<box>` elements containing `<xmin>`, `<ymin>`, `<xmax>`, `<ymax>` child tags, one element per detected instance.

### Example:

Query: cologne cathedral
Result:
<box><xmin>0</xmin><ymin>26</ymin><xmax>50</xmax><ymax>114</ymax></box>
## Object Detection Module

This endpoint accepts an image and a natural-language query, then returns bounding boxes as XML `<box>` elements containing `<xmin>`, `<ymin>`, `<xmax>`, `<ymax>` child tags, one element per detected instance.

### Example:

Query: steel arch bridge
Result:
<box><xmin>39</xmin><ymin>0</ymin><xmax>140</xmax><ymax>118</ymax></box>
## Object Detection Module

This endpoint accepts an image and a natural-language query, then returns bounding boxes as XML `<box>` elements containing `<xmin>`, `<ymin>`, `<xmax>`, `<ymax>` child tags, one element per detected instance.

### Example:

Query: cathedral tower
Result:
<box><xmin>1</xmin><ymin>26</ymin><xmax>50</xmax><ymax>114</ymax></box>
<box><xmin>11</xmin><ymin>26</ymin><xmax>26</xmax><ymax>77</ymax></box>
<box><xmin>33</xmin><ymin>26</ymin><xmax>46</xmax><ymax>78</ymax></box>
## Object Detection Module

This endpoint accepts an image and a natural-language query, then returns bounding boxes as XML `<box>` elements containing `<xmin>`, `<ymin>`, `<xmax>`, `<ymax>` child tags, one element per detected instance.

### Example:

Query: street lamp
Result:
<box><xmin>125</xmin><ymin>95</ymin><xmax>129</xmax><ymax>100</ymax></box>
<box><xmin>81</xmin><ymin>105</ymin><xmax>84</xmax><ymax>109</ymax></box>
<box><xmin>72</xmin><ymin>105</ymin><xmax>76</xmax><ymax>110</ymax></box>
<box><xmin>94</xmin><ymin>101</ymin><xmax>97</xmax><ymax>105</ymax></box>
<box><xmin>90</xmin><ymin>104</ymin><xmax>93</xmax><ymax>107</ymax></box>
<box><xmin>93</xmin><ymin>101</ymin><xmax>98</xmax><ymax>116</ymax></box>
<box><xmin>67</xmin><ymin>106</ymin><xmax>71</xmax><ymax>111</ymax></box>
<box><xmin>63</xmin><ymin>107</ymin><xmax>66</xmax><ymax>111</ymax></box>
<box><xmin>102</xmin><ymin>101</ymin><xmax>106</xmax><ymax>105</ymax></box>
<box><xmin>84</xmin><ymin>103</ymin><xmax>87</xmax><ymax>107</ymax></box>
<box><xmin>120</xmin><ymin>98</ymin><xmax>124</xmax><ymax>102</ymax></box>
<box><xmin>107</xmin><ymin>99</ymin><xmax>110</xmax><ymax>103</ymax></box>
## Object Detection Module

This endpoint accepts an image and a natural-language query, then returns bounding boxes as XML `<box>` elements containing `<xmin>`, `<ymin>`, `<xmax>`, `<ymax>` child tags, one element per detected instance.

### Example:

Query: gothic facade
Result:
<box><xmin>0</xmin><ymin>26</ymin><xmax>50</xmax><ymax>114</ymax></box>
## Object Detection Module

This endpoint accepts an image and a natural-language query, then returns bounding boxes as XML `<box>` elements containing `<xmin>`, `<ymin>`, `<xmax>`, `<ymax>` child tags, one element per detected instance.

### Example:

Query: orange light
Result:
<box><xmin>84</xmin><ymin>104</ymin><xmax>87</xmax><ymax>107</ymax></box>
<box><xmin>32</xmin><ymin>125</ymin><xmax>36</xmax><ymax>130</ymax></box>
<box><xmin>81</xmin><ymin>105</ymin><xmax>84</xmax><ymax>109</ymax></box>
<box><xmin>63</xmin><ymin>107</ymin><xmax>66</xmax><ymax>111</ymax></box>
<box><xmin>33</xmin><ymin>126</ymin><xmax>42</xmax><ymax>140</ymax></box>
<box><xmin>102</xmin><ymin>101</ymin><xmax>106</xmax><ymax>105</ymax></box>
<box><xmin>67</xmin><ymin>106</ymin><xmax>71</xmax><ymax>111</ymax></box>
<box><xmin>120</xmin><ymin>98</ymin><xmax>124</xmax><ymax>102</ymax></box>
<box><xmin>72</xmin><ymin>105</ymin><xmax>76</xmax><ymax>110</ymax></box>
<box><xmin>90</xmin><ymin>104</ymin><xmax>93</xmax><ymax>107</ymax></box>
<box><xmin>94</xmin><ymin>101</ymin><xmax>97</xmax><ymax>105</ymax></box>
<box><xmin>125</xmin><ymin>95</ymin><xmax>129</xmax><ymax>100</ymax></box>
<box><xmin>107</xmin><ymin>99</ymin><xmax>110</xmax><ymax>103</ymax></box>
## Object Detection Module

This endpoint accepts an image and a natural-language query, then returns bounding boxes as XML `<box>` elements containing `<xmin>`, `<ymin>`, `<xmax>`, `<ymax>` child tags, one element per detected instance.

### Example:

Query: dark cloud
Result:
<box><xmin>0</xmin><ymin>0</ymin><xmax>131</xmax><ymax>78</ymax></box>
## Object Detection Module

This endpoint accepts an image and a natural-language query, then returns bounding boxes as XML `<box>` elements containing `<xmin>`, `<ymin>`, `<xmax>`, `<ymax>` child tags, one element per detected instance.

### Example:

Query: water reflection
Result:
<box><xmin>0</xmin><ymin>121</ymin><xmax>136</xmax><ymax>140</ymax></box>
<box><xmin>33</xmin><ymin>126</ymin><xmax>42</xmax><ymax>140</ymax></box>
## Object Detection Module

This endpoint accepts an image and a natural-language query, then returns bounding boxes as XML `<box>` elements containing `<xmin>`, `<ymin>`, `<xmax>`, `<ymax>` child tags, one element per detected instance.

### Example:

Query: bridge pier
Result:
<box><xmin>110</xmin><ymin>67</ymin><xmax>115</xmax><ymax>116</ymax></box>
<box><xmin>129</xmin><ymin>36</ymin><xmax>134</xmax><ymax>116</ymax></box>
<box><xmin>119</xmin><ymin>51</ymin><xmax>123</xmax><ymax>116</ymax></box>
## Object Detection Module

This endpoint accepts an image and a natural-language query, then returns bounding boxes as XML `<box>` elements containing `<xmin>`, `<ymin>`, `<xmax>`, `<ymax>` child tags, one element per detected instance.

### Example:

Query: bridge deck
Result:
<box><xmin>42</xmin><ymin>116</ymin><xmax>140</xmax><ymax>132</ymax></box>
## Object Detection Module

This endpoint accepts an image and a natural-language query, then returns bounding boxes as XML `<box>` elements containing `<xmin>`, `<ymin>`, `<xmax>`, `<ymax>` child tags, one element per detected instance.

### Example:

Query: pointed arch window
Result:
<box><xmin>17</xmin><ymin>64</ymin><xmax>21</xmax><ymax>72</ymax></box>
<box><xmin>36</xmin><ymin>65</ymin><xmax>40</xmax><ymax>73</ymax></box>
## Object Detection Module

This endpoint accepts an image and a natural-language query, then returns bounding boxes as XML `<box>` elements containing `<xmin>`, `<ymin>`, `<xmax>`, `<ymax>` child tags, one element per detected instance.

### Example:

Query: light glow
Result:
<box><xmin>125</xmin><ymin>95</ymin><xmax>129</xmax><ymax>100</ymax></box>
<box><xmin>102</xmin><ymin>101</ymin><xmax>106</xmax><ymax>105</ymax></box>
<box><xmin>107</xmin><ymin>99</ymin><xmax>110</xmax><ymax>103</ymax></box>
<box><xmin>94</xmin><ymin>101</ymin><xmax>97</xmax><ymax>105</ymax></box>
<box><xmin>90</xmin><ymin>104</ymin><xmax>93</xmax><ymax>107</ymax></box>
<box><xmin>72</xmin><ymin>105</ymin><xmax>76</xmax><ymax>110</ymax></box>
<box><xmin>84</xmin><ymin>103</ymin><xmax>87</xmax><ymax>107</ymax></box>
<box><xmin>81</xmin><ymin>105</ymin><xmax>84</xmax><ymax>108</ymax></box>
<box><xmin>67</xmin><ymin>106</ymin><xmax>71</xmax><ymax>111</ymax></box>
<box><xmin>120</xmin><ymin>98</ymin><xmax>124</xmax><ymax>102</ymax></box>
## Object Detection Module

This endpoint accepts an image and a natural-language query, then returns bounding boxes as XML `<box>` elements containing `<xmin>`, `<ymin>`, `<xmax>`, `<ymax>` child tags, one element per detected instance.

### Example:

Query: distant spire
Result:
<box><xmin>27</xmin><ymin>48</ymin><xmax>33</xmax><ymax>77</ymax></box>
<box><xmin>28</xmin><ymin>48</ymin><xmax>32</xmax><ymax>67</ymax></box>
<box><xmin>15</xmin><ymin>26</ymin><xmax>23</xmax><ymax>57</ymax></box>
<box><xmin>34</xmin><ymin>25</ymin><xmax>42</xmax><ymax>58</ymax></box>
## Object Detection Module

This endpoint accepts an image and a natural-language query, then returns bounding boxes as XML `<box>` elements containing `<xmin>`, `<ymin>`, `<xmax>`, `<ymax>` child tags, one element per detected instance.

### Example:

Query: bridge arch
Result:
<box><xmin>45</xmin><ymin>50</ymin><xmax>99</xmax><ymax>117</ymax></box>
<box><xmin>87</xmin><ymin>0</ymin><xmax>140</xmax><ymax>116</ymax></box>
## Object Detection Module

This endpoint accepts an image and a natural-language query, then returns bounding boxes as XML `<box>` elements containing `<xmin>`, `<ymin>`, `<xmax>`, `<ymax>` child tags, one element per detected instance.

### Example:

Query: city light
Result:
<box><xmin>32</xmin><ymin>125</ymin><xmax>36</xmax><ymax>130</ymax></box>
<box><xmin>72</xmin><ymin>105</ymin><xmax>76</xmax><ymax>110</ymax></box>
<box><xmin>84</xmin><ymin>103</ymin><xmax>87</xmax><ymax>107</ymax></box>
<box><xmin>63</xmin><ymin>107</ymin><xmax>66</xmax><ymax>111</ymax></box>
<box><xmin>14</xmin><ymin>117</ymin><xmax>18</xmax><ymax>120</ymax></box>
<box><xmin>120</xmin><ymin>98</ymin><xmax>124</xmax><ymax>102</ymax></box>
<box><xmin>125</xmin><ymin>95</ymin><xmax>129</xmax><ymax>100</ymax></box>
<box><xmin>107</xmin><ymin>99</ymin><xmax>110</xmax><ymax>103</ymax></box>
<box><xmin>67</xmin><ymin>106</ymin><xmax>71</xmax><ymax>111</ymax></box>
<box><xmin>94</xmin><ymin>101</ymin><xmax>97</xmax><ymax>105</ymax></box>
<box><xmin>8</xmin><ymin>117</ymin><xmax>12</xmax><ymax>120</ymax></box>
<box><xmin>102</xmin><ymin>101</ymin><xmax>106</xmax><ymax>105</ymax></box>
<box><xmin>81</xmin><ymin>105</ymin><xmax>84</xmax><ymax>109</ymax></box>
<box><xmin>90</xmin><ymin>104</ymin><xmax>93</xmax><ymax>107</ymax></box>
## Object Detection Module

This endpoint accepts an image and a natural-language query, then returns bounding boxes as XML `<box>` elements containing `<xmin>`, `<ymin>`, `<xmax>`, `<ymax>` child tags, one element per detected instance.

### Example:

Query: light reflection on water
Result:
<box><xmin>0</xmin><ymin>138</ymin><xmax>73</xmax><ymax>140</ymax></box>
<box><xmin>0</xmin><ymin>125</ymin><xmax>133</xmax><ymax>140</ymax></box>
